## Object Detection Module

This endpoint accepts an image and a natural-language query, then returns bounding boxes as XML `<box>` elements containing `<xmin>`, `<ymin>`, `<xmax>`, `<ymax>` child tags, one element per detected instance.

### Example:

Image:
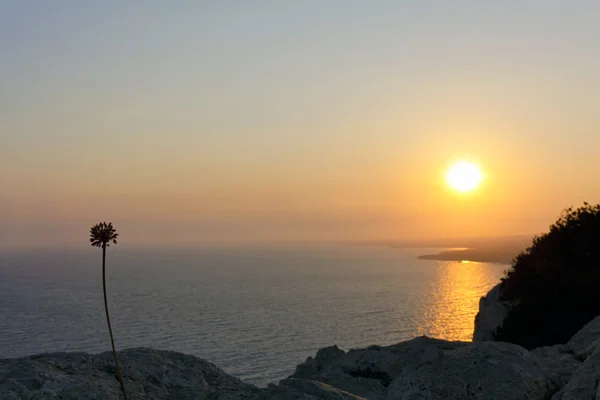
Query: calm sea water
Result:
<box><xmin>0</xmin><ymin>245</ymin><xmax>506</xmax><ymax>386</ymax></box>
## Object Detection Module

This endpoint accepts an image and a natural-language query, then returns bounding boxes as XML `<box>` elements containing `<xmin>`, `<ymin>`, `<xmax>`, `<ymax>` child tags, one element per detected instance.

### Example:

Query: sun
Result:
<box><xmin>446</xmin><ymin>161</ymin><xmax>483</xmax><ymax>192</ymax></box>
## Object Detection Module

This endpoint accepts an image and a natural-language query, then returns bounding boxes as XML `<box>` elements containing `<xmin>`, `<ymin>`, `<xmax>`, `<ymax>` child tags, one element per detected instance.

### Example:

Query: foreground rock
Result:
<box><xmin>291</xmin><ymin>337</ymin><xmax>555</xmax><ymax>400</ymax></box>
<box><xmin>551</xmin><ymin>316</ymin><xmax>600</xmax><ymax>400</ymax></box>
<box><xmin>257</xmin><ymin>379</ymin><xmax>367</xmax><ymax>400</ymax></box>
<box><xmin>387</xmin><ymin>342</ymin><xmax>550</xmax><ymax>400</ymax></box>
<box><xmin>0</xmin><ymin>348</ymin><xmax>260</xmax><ymax>400</ymax></box>
<box><xmin>566</xmin><ymin>314</ymin><xmax>600</xmax><ymax>358</ymax></box>
<box><xmin>290</xmin><ymin>337</ymin><xmax>468</xmax><ymax>399</ymax></box>
<box><xmin>6</xmin><ymin>315</ymin><xmax>600</xmax><ymax>399</ymax></box>
<box><xmin>530</xmin><ymin>345</ymin><xmax>580</xmax><ymax>389</ymax></box>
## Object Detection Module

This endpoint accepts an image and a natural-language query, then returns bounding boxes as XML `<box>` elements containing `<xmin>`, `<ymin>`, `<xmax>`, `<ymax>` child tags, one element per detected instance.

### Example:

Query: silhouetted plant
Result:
<box><xmin>90</xmin><ymin>222</ymin><xmax>128</xmax><ymax>400</ymax></box>
<box><xmin>496</xmin><ymin>203</ymin><xmax>600</xmax><ymax>349</ymax></box>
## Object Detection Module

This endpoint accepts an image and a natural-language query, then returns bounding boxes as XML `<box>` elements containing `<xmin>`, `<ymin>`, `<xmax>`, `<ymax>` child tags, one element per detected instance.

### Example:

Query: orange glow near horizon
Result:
<box><xmin>3</xmin><ymin>2</ymin><xmax>600</xmax><ymax>249</ymax></box>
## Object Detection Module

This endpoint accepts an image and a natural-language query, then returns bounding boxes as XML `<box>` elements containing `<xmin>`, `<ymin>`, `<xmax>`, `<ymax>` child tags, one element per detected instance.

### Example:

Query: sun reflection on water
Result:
<box><xmin>415</xmin><ymin>261</ymin><xmax>506</xmax><ymax>341</ymax></box>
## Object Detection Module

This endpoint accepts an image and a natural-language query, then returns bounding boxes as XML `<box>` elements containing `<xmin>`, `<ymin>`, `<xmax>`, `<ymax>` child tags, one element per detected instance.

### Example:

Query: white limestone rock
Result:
<box><xmin>473</xmin><ymin>283</ymin><xmax>511</xmax><ymax>342</ymax></box>
<box><xmin>290</xmin><ymin>337</ymin><xmax>468</xmax><ymax>400</ymax></box>
<box><xmin>0</xmin><ymin>348</ymin><xmax>260</xmax><ymax>400</ymax></box>
<box><xmin>530</xmin><ymin>344</ymin><xmax>580</xmax><ymax>391</ymax></box>
<box><xmin>566</xmin><ymin>315</ymin><xmax>600</xmax><ymax>357</ymax></box>
<box><xmin>8</xmin><ymin>311</ymin><xmax>600</xmax><ymax>400</ymax></box>
<box><xmin>384</xmin><ymin>341</ymin><xmax>552</xmax><ymax>400</ymax></box>
<box><xmin>551</xmin><ymin>350</ymin><xmax>600</xmax><ymax>400</ymax></box>
<box><xmin>256</xmin><ymin>378</ymin><xmax>367</xmax><ymax>400</ymax></box>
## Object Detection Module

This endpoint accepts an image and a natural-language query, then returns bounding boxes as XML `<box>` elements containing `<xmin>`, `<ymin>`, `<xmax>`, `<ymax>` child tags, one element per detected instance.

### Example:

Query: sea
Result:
<box><xmin>0</xmin><ymin>244</ymin><xmax>506</xmax><ymax>387</ymax></box>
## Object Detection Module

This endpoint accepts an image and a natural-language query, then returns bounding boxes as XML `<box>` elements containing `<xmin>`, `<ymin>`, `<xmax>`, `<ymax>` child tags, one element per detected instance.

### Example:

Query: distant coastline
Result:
<box><xmin>348</xmin><ymin>235</ymin><xmax>532</xmax><ymax>265</ymax></box>
<box><xmin>353</xmin><ymin>235</ymin><xmax>533</xmax><ymax>265</ymax></box>
<box><xmin>417</xmin><ymin>248</ymin><xmax>514</xmax><ymax>264</ymax></box>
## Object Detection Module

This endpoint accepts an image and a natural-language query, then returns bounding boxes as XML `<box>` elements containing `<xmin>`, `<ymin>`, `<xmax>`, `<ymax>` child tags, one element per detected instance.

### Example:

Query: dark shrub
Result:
<box><xmin>495</xmin><ymin>203</ymin><xmax>600</xmax><ymax>349</ymax></box>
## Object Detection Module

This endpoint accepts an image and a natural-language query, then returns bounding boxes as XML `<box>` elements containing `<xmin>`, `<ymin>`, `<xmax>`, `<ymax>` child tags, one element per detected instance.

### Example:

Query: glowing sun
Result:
<box><xmin>446</xmin><ymin>161</ymin><xmax>483</xmax><ymax>192</ymax></box>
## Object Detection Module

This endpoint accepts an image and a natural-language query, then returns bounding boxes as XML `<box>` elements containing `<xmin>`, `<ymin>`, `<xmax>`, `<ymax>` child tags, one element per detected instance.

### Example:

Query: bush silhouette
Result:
<box><xmin>495</xmin><ymin>203</ymin><xmax>600</xmax><ymax>349</ymax></box>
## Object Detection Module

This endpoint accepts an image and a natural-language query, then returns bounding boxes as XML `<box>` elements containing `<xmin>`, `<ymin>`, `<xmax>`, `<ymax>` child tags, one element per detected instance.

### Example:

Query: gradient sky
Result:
<box><xmin>2</xmin><ymin>1</ymin><xmax>600</xmax><ymax>248</ymax></box>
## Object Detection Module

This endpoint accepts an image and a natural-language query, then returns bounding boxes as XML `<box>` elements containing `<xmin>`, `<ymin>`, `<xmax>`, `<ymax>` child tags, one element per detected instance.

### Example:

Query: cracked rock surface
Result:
<box><xmin>5</xmin><ymin>316</ymin><xmax>600</xmax><ymax>399</ymax></box>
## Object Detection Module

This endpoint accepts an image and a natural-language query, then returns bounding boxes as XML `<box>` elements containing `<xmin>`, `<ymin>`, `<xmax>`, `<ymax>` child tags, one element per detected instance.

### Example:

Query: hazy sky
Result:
<box><xmin>2</xmin><ymin>1</ymin><xmax>600</xmax><ymax>248</ymax></box>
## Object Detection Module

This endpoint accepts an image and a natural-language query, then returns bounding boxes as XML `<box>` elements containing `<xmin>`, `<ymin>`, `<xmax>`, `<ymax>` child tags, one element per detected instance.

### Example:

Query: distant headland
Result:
<box><xmin>417</xmin><ymin>248</ymin><xmax>514</xmax><ymax>264</ymax></box>
<box><xmin>348</xmin><ymin>235</ymin><xmax>533</xmax><ymax>265</ymax></box>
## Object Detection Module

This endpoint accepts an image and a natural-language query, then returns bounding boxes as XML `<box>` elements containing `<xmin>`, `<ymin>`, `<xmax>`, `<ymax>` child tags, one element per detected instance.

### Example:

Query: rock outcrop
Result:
<box><xmin>551</xmin><ymin>316</ymin><xmax>600</xmax><ymax>400</ymax></box>
<box><xmin>289</xmin><ymin>337</ymin><xmax>468</xmax><ymax>400</ymax></box>
<box><xmin>473</xmin><ymin>283</ymin><xmax>512</xmax><ymax>341</ymax></box>
<box><xmin>257</xmin><ymin>379</ymin><xmax>368</xmax><ymax>400</ymax></box>
<box><xmin>6</xmin><ymin>315</ymin><xmax>600</xmax><ymax>399</ymax></box>
<box><xmin>565</xmin><ymin>314</ymin><xmax>600</xmax><ymax>358</ymax></box>
<box><xmin>385</xmin><ymin>341</ymin><xmax>551</xmax><ymax>400</ymax></box>
<box><xmin>0</xmin><ymin>348</ymin><xmax>260</xmax><ymax>400</ymax></box>
<box><xmin>530</xmin><ymin>345</ymin><xmax>580</xmax><ymax>389</ymax></box>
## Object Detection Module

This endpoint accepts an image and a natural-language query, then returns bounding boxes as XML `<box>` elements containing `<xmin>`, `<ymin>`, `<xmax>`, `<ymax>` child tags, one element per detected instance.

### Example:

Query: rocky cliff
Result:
<box><xmin>5</xmin><ymin>315</ymin><xmax>600</xmax><ymax>399</ymax></box>
<box><xmin>472</xmin><ymin>283</ymin><xmax>512</xmax><ymax>342</ymax></box>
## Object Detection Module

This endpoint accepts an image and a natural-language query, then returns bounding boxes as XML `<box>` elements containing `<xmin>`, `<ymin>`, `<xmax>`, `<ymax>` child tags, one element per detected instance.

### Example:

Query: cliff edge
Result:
<box><xmin>5</xmin><ymin>315</ymin><xmax>600</xmax><ymax>399</ymax></box>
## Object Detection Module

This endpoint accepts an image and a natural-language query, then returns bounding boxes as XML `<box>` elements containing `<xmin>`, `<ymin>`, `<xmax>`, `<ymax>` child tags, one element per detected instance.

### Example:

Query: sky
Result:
<box><xmin>1</xmin><ymin>1</ymin><xmax>600</xmax><ymax>248</ymax></box>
